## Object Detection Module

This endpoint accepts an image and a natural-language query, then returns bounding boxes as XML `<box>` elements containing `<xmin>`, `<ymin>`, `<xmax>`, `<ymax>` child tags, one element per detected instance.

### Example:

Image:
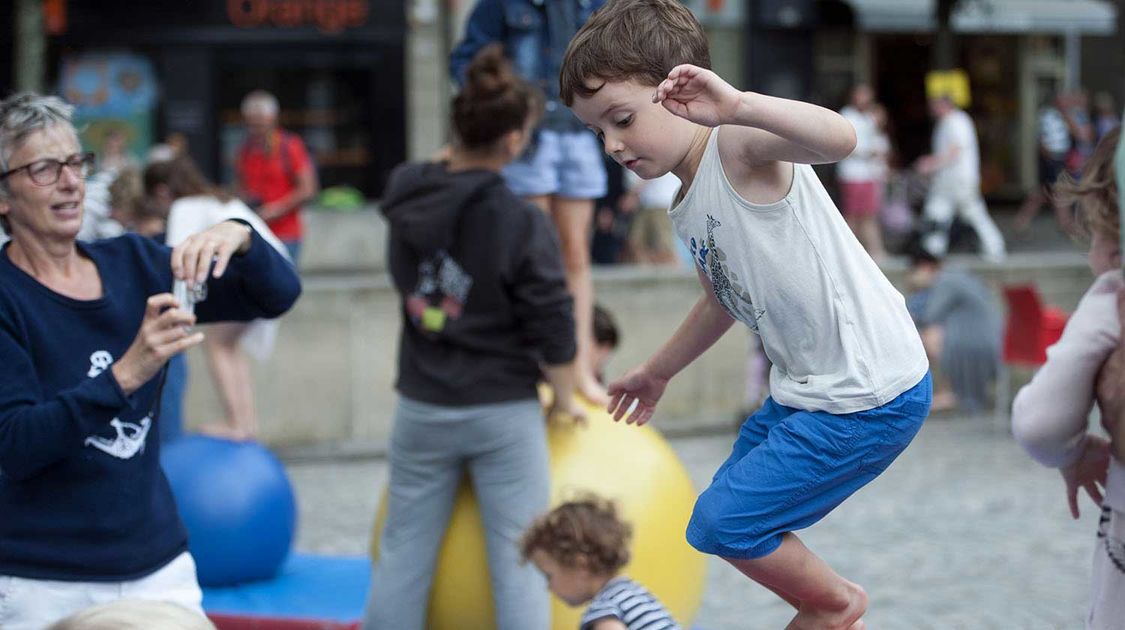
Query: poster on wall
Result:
<box><xmin>59</xmin><ymin>52</ymin><xmax>158</xmax><ymax>162</ymax></box>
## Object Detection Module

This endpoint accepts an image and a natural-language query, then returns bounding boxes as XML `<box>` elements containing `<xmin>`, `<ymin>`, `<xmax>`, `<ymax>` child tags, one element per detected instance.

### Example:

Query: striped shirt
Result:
<box><xmin>580</xmin><ymin>577</ymin><xmax>680</xmax><ymax>630</ymax></box>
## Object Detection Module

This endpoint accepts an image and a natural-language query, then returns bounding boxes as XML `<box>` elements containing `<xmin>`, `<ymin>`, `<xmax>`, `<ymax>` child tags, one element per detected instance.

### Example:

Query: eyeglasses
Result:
<box><xmin>0</xmin><ymin>152</ymin><xmax>96</xmax><ymax>186</ymax></box>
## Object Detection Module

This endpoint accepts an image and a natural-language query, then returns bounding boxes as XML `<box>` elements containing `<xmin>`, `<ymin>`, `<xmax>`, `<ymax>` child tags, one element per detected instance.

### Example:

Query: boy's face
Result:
<box><xmin>530</xmin><ymin>550</ymin><xmax>600</xmax><ymax>607</ymax></box>
<box><xmin>570</xmin><ymin>78</ymin><xmax>697</xmax><ymax>180</ymax></box>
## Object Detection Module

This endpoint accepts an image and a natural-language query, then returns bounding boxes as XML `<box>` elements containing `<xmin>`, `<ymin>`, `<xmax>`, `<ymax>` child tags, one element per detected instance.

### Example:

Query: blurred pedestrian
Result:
<box><xmin>1060</xmin><ymin>90</ymin><xmax>1096</xmax><ymax>178</ymax></box>
<box><xmin>1014</xmin><ymin>93</ymin><xmax>1072</xmax><ymax>234</ymax></box>
<box><xmin>450</xmin><ymin>0</ymin><xmax>610</xmax><ymax>405</ymax></box>
<box><xmin>235</xmin><ymin>90</ymin><xmax>318</xmax><ymax>265</ymax></box>
<box><xmin>1094</xmin><ymin>91</ymin><xmax>1120</xmax><ymax>141</ymax></box>
<box><xmin>364</xmin><ymin>45</ymin><xmax>581</xmax><ymax>630</ymax></box>
<box><xmin>146</xmin><ymin>155</ymin><xmax>291</xmax><ymax>441</ymax></box>
<box><xmin>906</xmin><ymin>244</ymin><xmax>1001</xmax><ymax>414</ymax></box>
<box><xmin>838</xmin><ymin>84</ymin><xmax>888</xmax><ymax>262</ymax></box>
<box><xmin>916</xmin><ymin>94</ymin><xmax>1006</xmax><ymax>262</ymax></box>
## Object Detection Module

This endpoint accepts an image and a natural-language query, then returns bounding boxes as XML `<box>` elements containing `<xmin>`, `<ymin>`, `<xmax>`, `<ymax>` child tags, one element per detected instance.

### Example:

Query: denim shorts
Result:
<box><xmin>686</xmin><ymin>372</ymin><xmax>932</xmax><ymax>559</ymax></box>
<box><xmin>502</xmin><ymin>129</ymin><xmax>607</xmax><ymax>199</ymax></box>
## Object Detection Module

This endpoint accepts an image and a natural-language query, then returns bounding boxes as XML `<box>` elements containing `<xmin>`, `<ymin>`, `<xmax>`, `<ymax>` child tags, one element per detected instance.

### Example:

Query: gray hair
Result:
<box><xmin>241</xmin><ymin>90</ymin><xmax>279</xmax><ymax>118</ymax></box>
<box><xmin>0</xmin><ymin>93</ymin><xmax>78</xmax><ymax>234</ymax></box>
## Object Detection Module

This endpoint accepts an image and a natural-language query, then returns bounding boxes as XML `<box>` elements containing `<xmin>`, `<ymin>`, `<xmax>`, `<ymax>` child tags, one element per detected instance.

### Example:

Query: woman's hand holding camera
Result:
<box><xmin>111</xmin><ymin>294</ymin><xmax>203</xmax><ymax>395</ymax></box>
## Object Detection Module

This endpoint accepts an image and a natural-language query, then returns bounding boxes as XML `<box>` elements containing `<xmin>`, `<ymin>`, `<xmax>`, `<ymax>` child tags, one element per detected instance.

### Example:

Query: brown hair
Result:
<box><xmin>560</xmin><ymin>0</ymin><xmax>711</xmax><ymax>106</ymax></box>
<box><xmin>143</xmin><ymin>155</ymin><xmax>231</xmax><ymax>203</ymax></box>
<box><xmin>453</xmin><ymin>44</ymin><xmax>544</xmax><ymax>150</ymax></box>
<box><xmin>1054</xmin><ymin>127</ymin><xmax>1120</xmax><ymax>240</ymax></box>
<box><xmin>108</xmin><ymin>166</ymin><xmax>166</xmax><ymax>227</ymax></box>
<box><xmin>520</xmin><ymin>495</ymin><xmax>632</xmax><ymax>576</ymax></box>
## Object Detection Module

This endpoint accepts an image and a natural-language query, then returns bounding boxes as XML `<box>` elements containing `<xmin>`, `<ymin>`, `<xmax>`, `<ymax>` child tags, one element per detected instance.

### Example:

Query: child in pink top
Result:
<box><xmin>1012</xmin><ymin>128</ymin><xmax>1124</xmax><ymax>629</ymax></box>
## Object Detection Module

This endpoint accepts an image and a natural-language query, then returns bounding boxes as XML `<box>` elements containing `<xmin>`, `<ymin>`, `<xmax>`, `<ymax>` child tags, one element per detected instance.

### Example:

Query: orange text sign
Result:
<box><xmin>227</xmin><ymin>0</ymin><xmax>369</xmax><ymax>34</ymax></box>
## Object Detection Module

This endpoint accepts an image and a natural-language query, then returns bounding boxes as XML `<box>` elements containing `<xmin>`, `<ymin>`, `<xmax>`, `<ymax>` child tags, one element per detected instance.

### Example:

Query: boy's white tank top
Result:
<box><xmin>668</xmin><ymin>129</ymin><xmax>928</xmax><ymax>414</ymax></box>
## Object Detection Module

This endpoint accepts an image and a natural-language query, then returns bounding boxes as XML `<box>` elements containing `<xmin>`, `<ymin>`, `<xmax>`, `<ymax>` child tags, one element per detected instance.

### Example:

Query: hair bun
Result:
<box><xmin>463</xmin><ymin>44</ymin><xmax>515</xmax><ymax>100</ymax></box>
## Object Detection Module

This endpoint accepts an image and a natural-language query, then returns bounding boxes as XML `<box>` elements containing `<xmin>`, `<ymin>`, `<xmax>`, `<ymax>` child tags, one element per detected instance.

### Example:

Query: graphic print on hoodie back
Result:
<box><xmin>381</xmin><ymin>161</ymin><xmax>576</xmax><ymax>407</ymax></box>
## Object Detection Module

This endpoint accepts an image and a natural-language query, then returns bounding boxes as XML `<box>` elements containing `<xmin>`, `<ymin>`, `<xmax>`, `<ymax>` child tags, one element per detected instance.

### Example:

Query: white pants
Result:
<box><xmin>0</xmin><ymin>552</ymin><xmax>203</xmax><ymax>630</ymax></box>
<box><xmin>1089</xmin><ymin>507</ymin><xmax>1125</xmax><ymax>629</ymax></box>
<box><xmin>922</xmin><ymin>184</ymin><xmax>1006</xmax><ymax>262</ymax></box>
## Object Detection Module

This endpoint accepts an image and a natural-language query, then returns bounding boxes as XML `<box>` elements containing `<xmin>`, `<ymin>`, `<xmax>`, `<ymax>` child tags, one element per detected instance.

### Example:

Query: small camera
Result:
<box><xmin>172</xmin><ymin>279</ymin><xmax>207</xmax><ymax>315</ymax></box>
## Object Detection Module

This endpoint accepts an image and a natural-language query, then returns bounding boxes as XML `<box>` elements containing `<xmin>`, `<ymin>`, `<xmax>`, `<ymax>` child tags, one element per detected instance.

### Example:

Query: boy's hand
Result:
<box><xmin>607</xmin><ymin>366</ymin><xmax>668</xmax><ymax>426</ymax></box>
<box><xmin>653</xmin><ymin>64</ymin><xmax>742</xmax><ymax>128</ymax></box>
<box><xmin>1060</xmin><ymin>434</ymin><xmax>1110</xmax><ymax>519</ymax></box>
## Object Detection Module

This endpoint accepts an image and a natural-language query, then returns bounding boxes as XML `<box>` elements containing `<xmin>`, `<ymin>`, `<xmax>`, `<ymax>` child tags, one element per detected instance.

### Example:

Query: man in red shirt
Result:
<box><xmin>236</xmin><ymin>90</ymin><xmax>318</xmax><ymax>264</ymax></box>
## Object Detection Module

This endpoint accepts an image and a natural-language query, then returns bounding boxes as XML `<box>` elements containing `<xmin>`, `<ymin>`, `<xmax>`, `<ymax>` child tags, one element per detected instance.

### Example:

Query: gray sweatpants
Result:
<box><xmin>362</xmin><ymin>396</ymin><xmax>551</xmax><ymax>630</ymax></box>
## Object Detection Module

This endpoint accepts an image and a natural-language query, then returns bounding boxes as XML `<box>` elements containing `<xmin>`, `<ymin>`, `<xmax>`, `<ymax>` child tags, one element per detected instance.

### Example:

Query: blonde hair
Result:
<box><xmin>1054</xmin><ymin>127</ymin><xmax>1120</xmax><ymax>240</ymax></box>
<box><xmin>48</xmin><ymin>599</ymin><xmax>216</xmax><ymax>630</ymax></box>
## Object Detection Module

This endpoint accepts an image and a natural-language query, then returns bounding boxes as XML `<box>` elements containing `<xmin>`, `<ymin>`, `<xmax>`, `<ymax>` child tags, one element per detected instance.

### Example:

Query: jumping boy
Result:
<box><xmin>560</xmin><ymin>1</ymin><xmax>931</xmax><ymax>628</ymax></box>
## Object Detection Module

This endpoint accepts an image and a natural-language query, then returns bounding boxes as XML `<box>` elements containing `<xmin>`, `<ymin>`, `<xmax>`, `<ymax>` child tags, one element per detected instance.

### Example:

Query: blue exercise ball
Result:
<box><xmin>161</xmin><ymin>435</ymin><xmax>297</xmax><ymax>587</ymax></box>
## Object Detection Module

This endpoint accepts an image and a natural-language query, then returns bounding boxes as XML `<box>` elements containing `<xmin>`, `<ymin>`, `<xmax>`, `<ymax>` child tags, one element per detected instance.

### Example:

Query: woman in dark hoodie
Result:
<box><xmin>363</xmin><ymin>45</ymin><xmax>581</xmax><ymax>630</ymax></box>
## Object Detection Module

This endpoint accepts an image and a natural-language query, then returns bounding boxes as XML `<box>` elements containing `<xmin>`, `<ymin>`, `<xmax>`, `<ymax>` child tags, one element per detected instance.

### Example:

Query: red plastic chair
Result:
<box><xmin>996</xmin><ymin>284</ymin><xmax>1069</xmax><ymax>419</ymax></box>
<box><xmin>1002</xmin><ymin>285</ymin><xmax>1069</xmax><ymax>365</ymax></box>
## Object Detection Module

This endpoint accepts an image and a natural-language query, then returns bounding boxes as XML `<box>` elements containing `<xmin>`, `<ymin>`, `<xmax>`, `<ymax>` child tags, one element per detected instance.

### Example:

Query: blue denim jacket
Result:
<box><xmin>450</xmin><ymin>0</ymin><xmax>604</xmax><ymax>131</ymax></box>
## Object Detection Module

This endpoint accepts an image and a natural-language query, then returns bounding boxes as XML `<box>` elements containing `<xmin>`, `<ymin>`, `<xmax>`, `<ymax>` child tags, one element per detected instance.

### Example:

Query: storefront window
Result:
<box><xmin>963</xmin><ymin>36</ymin><xmax>1020</xmax><ymax>197</ymax></box>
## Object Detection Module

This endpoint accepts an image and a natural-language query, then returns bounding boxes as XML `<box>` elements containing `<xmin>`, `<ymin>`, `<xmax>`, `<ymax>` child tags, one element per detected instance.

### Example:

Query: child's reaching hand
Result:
<box><xmin>653</xmin><ymin>64</ymin><xmax>743</xmax><ymax>128</ymax></box>
<box><xmin>607</xmin><ymin>366</ymin><xmax>669</xmax><ymax>426</ymax></box>
<box><xmin>1061</xmin><ymin>434</ymin><xmax>1110</xmax><ymax>519</ymax></box>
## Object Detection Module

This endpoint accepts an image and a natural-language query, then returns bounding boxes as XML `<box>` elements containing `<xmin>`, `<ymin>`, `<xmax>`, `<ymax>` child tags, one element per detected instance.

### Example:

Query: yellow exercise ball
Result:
<box><xmin>370</xmin><ymin>395</ymin><xmax>707</xmax><ymax>629</ymax></box>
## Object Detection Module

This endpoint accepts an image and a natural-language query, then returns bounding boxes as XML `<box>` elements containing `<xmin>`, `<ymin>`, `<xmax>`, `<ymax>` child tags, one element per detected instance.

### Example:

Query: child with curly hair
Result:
<box><xmin>521</xmin><ymin>497</ymin><xmax>679</xmax><ymax>630</ymax></box>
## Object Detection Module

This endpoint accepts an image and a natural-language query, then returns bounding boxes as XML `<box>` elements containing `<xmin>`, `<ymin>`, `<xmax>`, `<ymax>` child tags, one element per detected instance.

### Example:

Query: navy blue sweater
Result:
<box><xmin>0</xmin><ymin>228</ymin><xmax>300</xmax><ymax>581</ymax></box>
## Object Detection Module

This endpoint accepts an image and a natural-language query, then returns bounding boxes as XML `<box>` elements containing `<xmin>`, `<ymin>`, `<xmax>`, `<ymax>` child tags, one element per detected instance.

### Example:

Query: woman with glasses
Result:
<box><xmin>0</xmin><ymin>93</ymin><xmax>301</xmax><ymax>629</ymax></box>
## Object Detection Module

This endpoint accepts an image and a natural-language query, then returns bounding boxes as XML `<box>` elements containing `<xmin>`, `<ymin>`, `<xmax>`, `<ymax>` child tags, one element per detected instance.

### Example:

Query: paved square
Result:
<box><xmin>288</xmin><ymin>416</ymin><xmax>1099</xmax><ymax>628</ymax></box>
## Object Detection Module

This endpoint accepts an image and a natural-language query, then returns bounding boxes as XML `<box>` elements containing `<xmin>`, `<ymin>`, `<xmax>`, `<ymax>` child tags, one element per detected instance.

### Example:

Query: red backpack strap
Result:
<box><xmin>278</xmin><ymin>131</ymin><xmax>298</xmax><ymax>184</ymax></box>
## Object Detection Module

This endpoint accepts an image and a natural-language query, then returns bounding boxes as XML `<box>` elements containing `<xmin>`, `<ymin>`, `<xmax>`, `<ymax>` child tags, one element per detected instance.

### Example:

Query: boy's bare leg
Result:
<box><xmin>203</xmin><ymin>322</ymin><xmax>259</xmax><ymax>440</ymax></box>
<box><xmin>540</xmin><ymin>195</ymin><xmax>608</xmax><ymax>405</ymax></box>
<box><xmin>725</xmin><ymin>533</ymin><xmax>867</xmax><ymax>630</ymax></box>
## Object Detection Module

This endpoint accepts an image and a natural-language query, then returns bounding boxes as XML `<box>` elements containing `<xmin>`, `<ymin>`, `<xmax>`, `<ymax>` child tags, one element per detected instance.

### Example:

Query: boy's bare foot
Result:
<box><xmin>785</xmin><ymin>581</ymin><xmax>867</xmax><ymax>630</ymax></box>
<box><xmin>198</xmin><ymin>422</ymin><xmax>242</xmax><ymax>441</ymax></box>
<box><xmin>931</xmin><ymin>389</ymin><xmax>958</xmax><ymax>412</ymax></box>
<box><xmin>198</xmin><ymin>422</ymin><xmax>257</xmax><ymax>442</ymax></box>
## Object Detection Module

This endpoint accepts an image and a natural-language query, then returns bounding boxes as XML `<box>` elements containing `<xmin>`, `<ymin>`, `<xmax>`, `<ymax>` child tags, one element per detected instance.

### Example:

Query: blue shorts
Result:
<box><xmin>687</xmin><ymin>372</ymin><xmax>932</xmax><ymax>559</ymax></box>
<box><xmin>502</xmin><ymin>129</ymin><xmax>607</xmax><ymax>199</ymax></box>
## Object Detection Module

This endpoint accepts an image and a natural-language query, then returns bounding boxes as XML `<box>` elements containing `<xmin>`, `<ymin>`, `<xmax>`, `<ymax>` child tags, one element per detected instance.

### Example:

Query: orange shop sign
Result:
<box><xmin>228</xmin><ymin>0</ymin><xmax>369</xmax><ymax>34</ymax></box>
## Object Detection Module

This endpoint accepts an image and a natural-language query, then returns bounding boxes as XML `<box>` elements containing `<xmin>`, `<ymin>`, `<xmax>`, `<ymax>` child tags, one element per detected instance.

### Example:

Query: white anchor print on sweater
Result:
<box><xmin>82</xmin><ymin>350</ymin><xmax>151</xmax><ymax>460</ymax></box>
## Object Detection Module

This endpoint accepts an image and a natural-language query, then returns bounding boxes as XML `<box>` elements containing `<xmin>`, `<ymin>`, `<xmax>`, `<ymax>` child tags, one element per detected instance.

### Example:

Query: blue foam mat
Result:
<box><xmin>202</xmin><ymin>553</ymin><xmax>371</xmax><ymax>622</ymax></box>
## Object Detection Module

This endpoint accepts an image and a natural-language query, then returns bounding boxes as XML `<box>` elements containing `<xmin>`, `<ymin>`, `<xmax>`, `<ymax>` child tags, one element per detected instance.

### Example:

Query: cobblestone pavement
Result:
<box><xmin>287</xmin><ymin>415</ymin><xmax>1100</xmax><ymax>629</ymax></box>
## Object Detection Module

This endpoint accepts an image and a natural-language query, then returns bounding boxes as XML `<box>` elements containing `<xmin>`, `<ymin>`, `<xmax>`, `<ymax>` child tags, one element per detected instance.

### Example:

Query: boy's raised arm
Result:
<box><xmin>655</xmin><ymin>64</ymin><xmax>856</xmax><ymax>166</ymax></box>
